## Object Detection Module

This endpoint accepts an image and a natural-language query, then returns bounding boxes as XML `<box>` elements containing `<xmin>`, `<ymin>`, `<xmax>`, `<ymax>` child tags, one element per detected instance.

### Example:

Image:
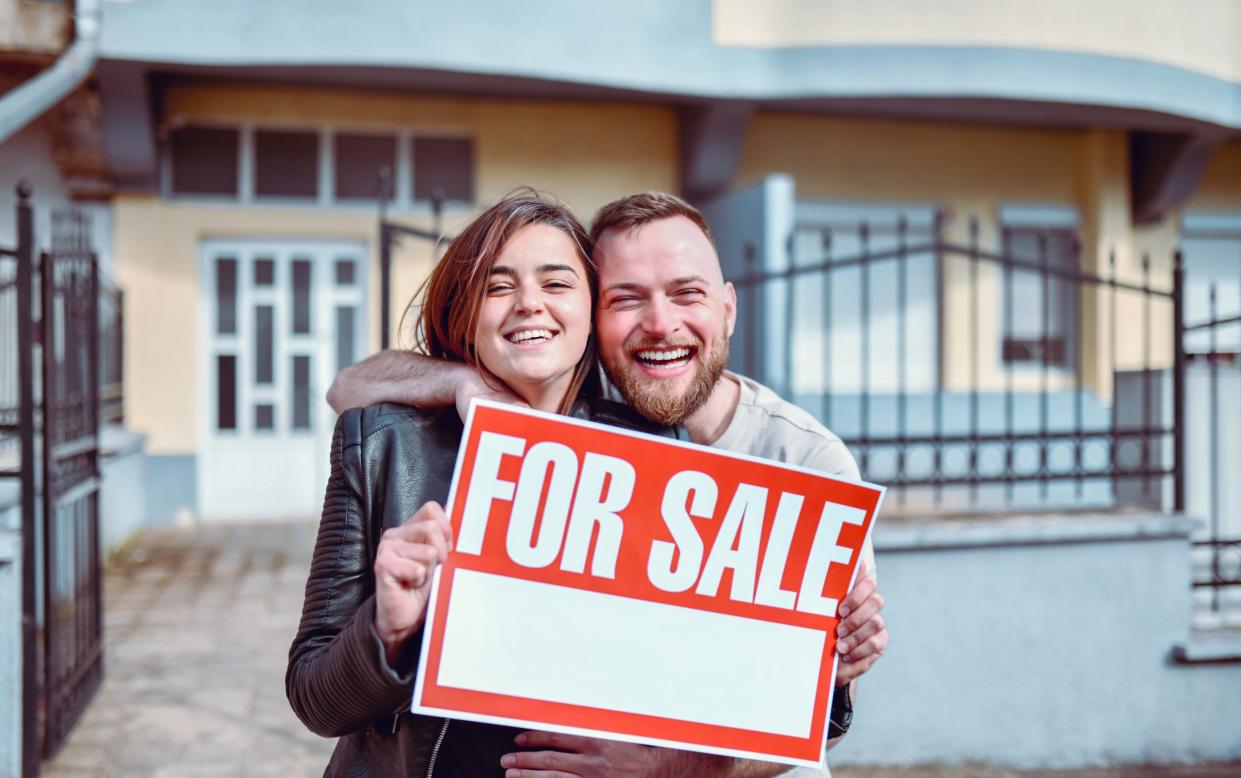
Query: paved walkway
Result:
<box><xmin>41</xmin><ymin>520</ymin><xmax>1241</xmax><ymax>778</ymax></box>
<box><xmin>42</xmin><ymin>520</ymin><xmax>335</xmax><ymax>777</ymax></box>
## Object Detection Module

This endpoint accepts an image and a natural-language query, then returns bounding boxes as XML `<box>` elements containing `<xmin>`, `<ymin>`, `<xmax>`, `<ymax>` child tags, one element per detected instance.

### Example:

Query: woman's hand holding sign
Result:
<box><xmin>373</xmin><ymin>502</ymin><xmax>454</xmax><ymax>666</ymax></box>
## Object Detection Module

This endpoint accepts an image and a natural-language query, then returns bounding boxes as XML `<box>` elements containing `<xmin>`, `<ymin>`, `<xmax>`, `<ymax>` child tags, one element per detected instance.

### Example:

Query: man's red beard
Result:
<box><xmin>602</xmin><ymin>333</ymin><xmax>730</xmax><ymax>426</ymax></box>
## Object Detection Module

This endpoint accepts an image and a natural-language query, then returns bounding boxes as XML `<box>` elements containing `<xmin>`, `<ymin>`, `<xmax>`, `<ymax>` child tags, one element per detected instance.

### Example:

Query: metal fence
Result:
<box><xmin>0</xmin><ymin>183</ymin><xmax>116</xmax><ymax>777</ymax></box>
<box><xmin>1183</xmin><ymin>285</ymin><xmax>1241</xmax><ymax>625</ymax></box>
<box><xmin>731</xmin><ymin>214</ymin><xmax>1183</xmax><ymax>516</ymax></box>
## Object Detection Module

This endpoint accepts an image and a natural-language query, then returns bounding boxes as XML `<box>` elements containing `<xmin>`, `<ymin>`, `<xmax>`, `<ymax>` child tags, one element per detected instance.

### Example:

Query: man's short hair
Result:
<box><xmin>590</xmin><ymin>191</ymin><xmax>714</xmax><ymax>245</ymax></box>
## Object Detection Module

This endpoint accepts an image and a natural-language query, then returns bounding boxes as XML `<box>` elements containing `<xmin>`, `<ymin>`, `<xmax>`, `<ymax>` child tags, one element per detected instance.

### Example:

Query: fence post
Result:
<box><xmin>1171</xmin><ymin>249</ymin><xmax>1186</xmax><ymax>513</ymax></box>
<box><xmin>15</xmin><ymin>181</ymin><xmax>39</xmax><ymax>778</ymax></box>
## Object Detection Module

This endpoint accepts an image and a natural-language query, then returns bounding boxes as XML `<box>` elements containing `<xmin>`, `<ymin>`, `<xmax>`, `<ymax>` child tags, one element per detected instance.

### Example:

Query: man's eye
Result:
<box><xmin>609</xmin><ymin>296</ymin><xmax>640</xmax><ymax>307</ymax></box>
<box><xmin>675</xmin><ymin>289</ymin><xmax>705</xmax><ymax>301</ymax></box>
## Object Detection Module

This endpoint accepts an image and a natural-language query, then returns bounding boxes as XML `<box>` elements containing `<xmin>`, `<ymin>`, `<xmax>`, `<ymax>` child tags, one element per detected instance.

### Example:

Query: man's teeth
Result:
<box><xmin>636</xmin><ymin>348</ymin><xmax>691</xmax><ymax>364</ymax></box>
<box><xmin>508</xmin><ymin>329</ymin><xmax>554</xmax><ymax>343</ymax></box>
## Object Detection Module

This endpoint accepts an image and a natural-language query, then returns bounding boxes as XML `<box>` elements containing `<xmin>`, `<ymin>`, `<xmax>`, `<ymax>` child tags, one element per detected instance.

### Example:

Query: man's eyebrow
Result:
<box><xmin>602</xmin><ymin>281</ymin><xmax>647</xmax><ymax>293</ymax></box>
<box><xmin>669</xmin><ymin>275</ymin><xmax>709</xmax><ymax>286</ymax></box>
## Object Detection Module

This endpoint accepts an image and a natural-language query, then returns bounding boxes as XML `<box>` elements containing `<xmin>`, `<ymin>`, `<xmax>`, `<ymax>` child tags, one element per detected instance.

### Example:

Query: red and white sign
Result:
<box><xmin>412</xmin><ymin>401</ymin><xmax>883</xmax><ymax>767</ymax></box>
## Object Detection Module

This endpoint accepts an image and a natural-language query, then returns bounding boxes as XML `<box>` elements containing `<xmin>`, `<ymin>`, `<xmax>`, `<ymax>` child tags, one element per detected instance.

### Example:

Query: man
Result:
<box><xmin>328</xmin><ymin>192</ymin><xmax>888</xmax><ymax>777</ymax></box>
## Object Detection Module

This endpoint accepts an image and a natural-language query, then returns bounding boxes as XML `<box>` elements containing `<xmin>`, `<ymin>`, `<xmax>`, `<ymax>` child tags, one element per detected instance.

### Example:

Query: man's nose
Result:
<box><xmin>641</xmin><ymin>298</ymin><xmax>678</xmax><ymax>337</ymax></box>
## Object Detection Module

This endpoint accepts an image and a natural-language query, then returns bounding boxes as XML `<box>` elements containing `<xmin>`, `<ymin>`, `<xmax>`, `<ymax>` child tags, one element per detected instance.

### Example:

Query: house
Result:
<box><xmin>7</xmin><ymin>0</ymin><xmax>1241</xmax><ymax>771</ymax></box>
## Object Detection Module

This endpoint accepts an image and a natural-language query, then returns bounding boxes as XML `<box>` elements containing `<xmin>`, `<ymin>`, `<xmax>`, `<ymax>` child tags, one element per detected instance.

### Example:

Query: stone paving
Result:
<box><xmin>41</xmin><ymin>519</ymin><xmax>335</xmax><ymax>778</ymax></box>
<box><xmin>40</xmin><ymin>519</ymin><xmax>1241</xmax><ymax>778</ymax></box>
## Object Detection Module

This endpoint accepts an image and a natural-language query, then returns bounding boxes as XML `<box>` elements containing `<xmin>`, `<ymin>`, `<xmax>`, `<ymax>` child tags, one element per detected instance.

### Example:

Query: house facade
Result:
<box><xmin>5</xmin><ymin>0</ymin><xmax>1240</xmax><ymax>770</ymax></box>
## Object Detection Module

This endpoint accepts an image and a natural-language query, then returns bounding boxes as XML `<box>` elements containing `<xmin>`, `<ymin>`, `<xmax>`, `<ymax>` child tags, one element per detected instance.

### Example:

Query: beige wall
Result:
<box><xmin>713</xmin><ymin>0</ymin><xmax>1241</xmax><ymax>83</ymax></box>
<box><xmin>0</xmin><ymin>0</ymin><xmax>69</xmax><ymax>55</ymax></box>
<box><xmin>735</xmin><ymin>114</ymin><xmax>1183</xmax><ymax>397</ymax></box>
<box><xmin>119</xmin><ymin>85</ymin><xmax>677</xmax><ymax>453</ymax></box>
<box><xmin>1189</xmin><ymin>140</ymin><xmax>1241</xmax><ymax>212</ymax></box>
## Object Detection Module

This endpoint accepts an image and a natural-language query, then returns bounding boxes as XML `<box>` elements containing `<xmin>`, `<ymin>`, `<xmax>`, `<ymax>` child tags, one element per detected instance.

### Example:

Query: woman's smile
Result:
<box><xmin>474</xmin><ymin>224</ymin><xmax>592</xmax><ymax>412</ymax></box>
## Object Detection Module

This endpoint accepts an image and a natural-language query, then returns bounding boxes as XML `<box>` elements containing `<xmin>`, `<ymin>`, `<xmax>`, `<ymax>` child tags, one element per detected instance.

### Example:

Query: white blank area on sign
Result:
<box><xmin>436</xmin><ymin>569</ymin><xmax>827</xmax><ymax>739</ymax></box>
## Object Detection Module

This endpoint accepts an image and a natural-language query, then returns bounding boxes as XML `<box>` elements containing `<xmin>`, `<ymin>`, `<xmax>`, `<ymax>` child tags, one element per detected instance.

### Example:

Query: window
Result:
<box><xmin>291</xmin><ymin>259</ymin><xmax>312</xmax><ymax>334</ymax></box>
<box><xmin>335</xmin><ymin>133</ymin><xmax>395</xmax><ymax>200</ymax></box>
<box><xmin>254</xmin><ymin>130</ymin><xmax>319</xmax><ymax>198</ymax></box>
<box><xmin>1181</xmin><ymin>214</ymin><xmax>1241</xmax><ymax>355</ymax></box>
<box><xmin>999</xmin><ymin>224</ymin><xmax>1079</xmax><ymax>369</ymax></box>
<box><xmin>217</xmin><ymin>355</ymin><xmax>237</xmax><ymax>430</ymax></box>
<box><xmin>171</xmin><ymin>127</ymin><xmax>238</xmax><ymax>196</ymax></box>
<box><xmin>167</xmin><ymin>125</ymin><xmax>475</xmax><ymax>207</ymax></box>
<box><xmin>215</xmin><ymin>257</ymin><xmax>237</xmax><ymax>334</ymax></box>
<box><xmin>413</xmin><ymin>137</ymin><xmax>474</xmax><ymax>204</ymax></box>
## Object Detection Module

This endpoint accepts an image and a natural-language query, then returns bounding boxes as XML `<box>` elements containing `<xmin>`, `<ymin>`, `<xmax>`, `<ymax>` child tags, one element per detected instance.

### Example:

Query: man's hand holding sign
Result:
<box><xmin>411</xmin><ymin>402</ymin><xmax>884</xmax><ymax>769</ymax></box>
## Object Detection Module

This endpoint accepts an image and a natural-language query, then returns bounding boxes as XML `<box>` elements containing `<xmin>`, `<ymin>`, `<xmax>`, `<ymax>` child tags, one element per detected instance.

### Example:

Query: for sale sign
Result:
<box><xmin>412</xmin><ymin>401</ymin><xmax>883</xmax><ymax>767</ymax></box>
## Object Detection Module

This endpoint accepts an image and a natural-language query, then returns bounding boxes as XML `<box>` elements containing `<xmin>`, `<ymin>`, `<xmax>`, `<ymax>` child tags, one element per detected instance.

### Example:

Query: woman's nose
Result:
<box><xmin>514</xmin><ymin>286</ymin><xmax>545</xmax><ymax>314</ymax></box>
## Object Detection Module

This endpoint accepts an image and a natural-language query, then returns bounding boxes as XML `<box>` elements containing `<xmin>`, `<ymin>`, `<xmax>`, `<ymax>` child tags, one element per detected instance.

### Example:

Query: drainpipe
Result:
<box><xmin>0</xmin><ymin>0</ymin><xmax>100</xmax><ymax>145</ymax></box>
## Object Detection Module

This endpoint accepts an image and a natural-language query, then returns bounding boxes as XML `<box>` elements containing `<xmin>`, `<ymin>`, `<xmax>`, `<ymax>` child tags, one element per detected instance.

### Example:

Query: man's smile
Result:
<box><xmin>632</xmin><ymin>346</ymin><xmax>694</xmax><ymax>370</ymax></box>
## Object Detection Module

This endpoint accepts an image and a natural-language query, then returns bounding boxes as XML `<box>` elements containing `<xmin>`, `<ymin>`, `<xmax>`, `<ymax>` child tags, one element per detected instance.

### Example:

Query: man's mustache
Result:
<box><xmin>624</xmin><ymin>337</ymin><xmax>701</xmax><ymax>353</ymax></box>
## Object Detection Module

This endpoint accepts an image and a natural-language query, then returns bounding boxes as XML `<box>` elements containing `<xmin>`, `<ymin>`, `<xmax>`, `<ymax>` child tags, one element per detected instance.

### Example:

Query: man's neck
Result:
<box><xmin>682</xmin><ymin>372</ymin><xmax>741</xmax><ymax>445</ymax></box>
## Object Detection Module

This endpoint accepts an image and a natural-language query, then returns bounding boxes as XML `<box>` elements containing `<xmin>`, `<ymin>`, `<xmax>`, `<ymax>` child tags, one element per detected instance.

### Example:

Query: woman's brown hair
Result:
<box><xmin>407</xmin><ymin>189</ymin><xmax>598</xmax><ymax>414</ymax></box>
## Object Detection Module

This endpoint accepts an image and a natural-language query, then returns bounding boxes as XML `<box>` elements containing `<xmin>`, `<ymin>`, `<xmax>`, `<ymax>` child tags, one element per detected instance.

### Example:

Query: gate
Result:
<box><xmin>39</xmin><ymin>209</ymin><xmax>103</xmax><ymax>758</ymax></box>
<box><xmin>0</xmin><ymin>183</ymin><xmax>105</xmax><ymax>776</ymax></box>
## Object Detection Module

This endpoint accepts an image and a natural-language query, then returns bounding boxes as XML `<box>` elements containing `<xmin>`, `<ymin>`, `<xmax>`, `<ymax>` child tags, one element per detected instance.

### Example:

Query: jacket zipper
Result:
<box><xmin>425</xmin><ymin>719</ymin><xmax>449</xmax><ymax>777</ymax></box>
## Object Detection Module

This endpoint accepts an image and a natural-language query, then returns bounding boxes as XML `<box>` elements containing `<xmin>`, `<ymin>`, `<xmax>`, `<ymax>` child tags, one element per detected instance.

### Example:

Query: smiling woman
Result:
<box><xmin>472</xmin><ymin>226</ymin><xmax>593</xmax><ymax>413</ymax></box>
<box><xmin>287</xmin><ymin>190</ymin><xmax>680</xmax><ymax>777</ymax></box>
<box><xmin>412</xmin><ymin>190</ymin><xmax>599</xmax><ymax>415</ymax></box>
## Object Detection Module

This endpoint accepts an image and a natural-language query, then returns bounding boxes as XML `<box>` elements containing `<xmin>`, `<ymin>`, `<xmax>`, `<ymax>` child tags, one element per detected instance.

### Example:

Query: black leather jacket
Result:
<box><xmin>286</xmin><ymin>401</ymin><xmax>682</xmax><ymax>777</ymax></box>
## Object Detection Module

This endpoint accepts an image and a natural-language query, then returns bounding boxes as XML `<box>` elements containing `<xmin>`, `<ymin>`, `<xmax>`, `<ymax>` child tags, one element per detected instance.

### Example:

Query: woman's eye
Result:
<box><xmin>544</xmin><ymin>280</ymin><xmax>573</xmax><ymax>290</ymax></box>
<box><xmin>487</xmin><ymin>284</ymin><xmax>513</xmax><ymax>294</ymax></box>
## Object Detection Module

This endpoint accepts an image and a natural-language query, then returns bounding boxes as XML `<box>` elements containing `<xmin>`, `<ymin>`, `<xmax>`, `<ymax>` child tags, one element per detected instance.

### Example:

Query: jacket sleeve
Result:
<box><xmin>285</xmin><ymin>409</ymin><xmax>416</xmax><ymax>737</ymax></box>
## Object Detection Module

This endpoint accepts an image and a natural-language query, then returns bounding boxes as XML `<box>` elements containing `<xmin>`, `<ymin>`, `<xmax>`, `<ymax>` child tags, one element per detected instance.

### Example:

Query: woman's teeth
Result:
<box><xmin>636</xmin><ymin>347</ymin><xmax>692</xmax><ymax>368</ymax></box>
<box><xmin>508</xmin><ymin>329</ymin><xmax>555</xmax><ymax>344</ymax></box>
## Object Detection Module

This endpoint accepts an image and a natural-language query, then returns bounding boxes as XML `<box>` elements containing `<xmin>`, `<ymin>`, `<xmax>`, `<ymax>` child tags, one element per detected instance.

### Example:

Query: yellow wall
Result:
<box><xmin>735</xmin><ymin>114</ymin><xmax>1181</xmax><ymax>397</ymax></box>
<box><xmin>1189</xmin><ymin>140</ymin><xmax>1241</xmax><ymax>212</ymax></box>
<box><xmin>713</xmin><ymin>0</ymin><xmax>1241</xmax><ymax>83</ymax></box>
<box><xmin>120</xmin><ymin>85</ymin><xmax>677</xmax><ymax>453</ymax></box>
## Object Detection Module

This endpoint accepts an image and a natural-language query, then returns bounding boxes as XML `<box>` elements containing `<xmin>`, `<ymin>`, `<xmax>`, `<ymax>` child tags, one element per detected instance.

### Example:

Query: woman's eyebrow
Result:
<box><xmin>489</xmin><ymin>264</ymin><xmax>578</xmax><ymax>277</ymax></box>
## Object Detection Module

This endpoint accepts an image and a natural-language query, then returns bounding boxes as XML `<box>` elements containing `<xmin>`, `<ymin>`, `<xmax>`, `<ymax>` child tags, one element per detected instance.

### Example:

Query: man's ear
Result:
<box><xmin>723</xmin><ymin>281</ymin><xmax>737</xmax><ymax>337</ymax></box>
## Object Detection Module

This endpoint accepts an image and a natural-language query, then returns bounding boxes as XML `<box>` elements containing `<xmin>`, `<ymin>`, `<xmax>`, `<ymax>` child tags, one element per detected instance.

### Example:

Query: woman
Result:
<box><xmin>286</xmin><ymin>191</ymin><xmax>675</xmax><ymax>777</ymax></box>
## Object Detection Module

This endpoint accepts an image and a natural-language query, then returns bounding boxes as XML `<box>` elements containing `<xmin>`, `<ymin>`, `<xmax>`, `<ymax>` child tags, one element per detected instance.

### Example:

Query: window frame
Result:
<box><xmin>996</xmin><ymin>204</ymin><xmax>1082</xmax><ymax>377</ymax></box>
<box><xmin>161</xmin><ymin>121</ymin><xmax>476</xmax><ymax>215</ymax></box>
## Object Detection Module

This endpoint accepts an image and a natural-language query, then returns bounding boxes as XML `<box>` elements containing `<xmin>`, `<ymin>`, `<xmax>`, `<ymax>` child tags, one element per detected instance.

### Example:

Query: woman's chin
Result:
<box><xmin>489</xmin><ymin>369</ymin><xmax>577</xmax><ymax>409</ymax></box>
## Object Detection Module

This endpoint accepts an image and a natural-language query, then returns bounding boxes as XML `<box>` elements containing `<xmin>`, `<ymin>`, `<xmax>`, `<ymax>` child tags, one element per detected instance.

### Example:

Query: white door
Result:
<box><xmin>198</xmin><ymin>239</ymin><xmax>367</xmax><ymax>521</ymax></box>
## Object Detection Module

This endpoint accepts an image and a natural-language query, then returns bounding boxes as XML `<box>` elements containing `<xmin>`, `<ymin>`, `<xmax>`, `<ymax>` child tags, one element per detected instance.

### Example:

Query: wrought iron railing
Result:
<box><xmin>730</xmin><ymin>214</ymin><xmax>1183</xmax><ymax>516</ymax></box>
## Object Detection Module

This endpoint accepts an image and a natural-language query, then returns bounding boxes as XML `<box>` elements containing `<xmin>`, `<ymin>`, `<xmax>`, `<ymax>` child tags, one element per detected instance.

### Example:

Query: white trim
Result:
<box><xmin>795</xmin><ymin>200</ymin><xmax>940</xmax><ymax>230</ymax></box>
<box><xmin>1182</xmin><ymin>211</ymin><xmax>1241</xmax><ymax>235</ymax></box>
<box><xmin>238</xmin><ymin>123</ymin><xmax>254</xmax><ymax>205</ymax></box>
<box><xmin>319</xmin><ymin>126</ymin><xmax>335</xmax><ymax>207</ymax></box>
<box><xmin>395</xmin><ymin>129</ymin><xmax>413</xmax><ymax>205</ymax></box>
<box><xmin>998</xmin><ymin>203</ymin><xmax>1080</xmax><ymax>229</ymax></box>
